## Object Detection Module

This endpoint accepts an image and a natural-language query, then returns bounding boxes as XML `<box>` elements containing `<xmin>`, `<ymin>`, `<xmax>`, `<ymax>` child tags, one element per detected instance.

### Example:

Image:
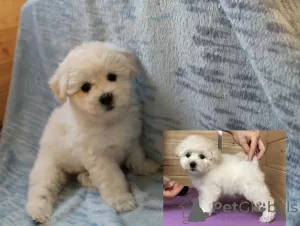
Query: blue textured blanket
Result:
<box><xmin>1</xmin><ymin>0</ymin><xmax>299</xmax><ymax>225</ymax></box>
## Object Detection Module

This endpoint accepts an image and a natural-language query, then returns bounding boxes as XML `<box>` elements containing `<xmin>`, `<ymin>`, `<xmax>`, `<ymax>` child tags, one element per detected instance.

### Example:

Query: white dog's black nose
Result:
<box><xmin>99</xmin><ymin>93</ymin><xmax>113</xmax><ymax>107</ymax></box>
<box><xmin>190</xmin><ymin>162</ymin><xmax>196</xmax><ymax>168</ymax></box>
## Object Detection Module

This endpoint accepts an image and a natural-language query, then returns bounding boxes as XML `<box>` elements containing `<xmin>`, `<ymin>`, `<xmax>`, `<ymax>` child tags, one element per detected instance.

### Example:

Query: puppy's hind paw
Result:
<box><xmin>105</xmin><ymin>193</ymin><xmax>137</xmax><ymax>213</ymax></box>
<box><xmin>207</xmin><ymin>212</ymin><xmax>212</xmax><ymax>216</ymax></box>
<box><xmin>200</xmin><ymin>207</ymin><xmax>213</xmax><ymax>216</ymax></box>
<box><xmin>131</xmin><ymin>158</ymin><xmax>160</xmax><ymax>176</ymax></box>
<box><xmin>260</xmin><ymin>212</ymin><xmax>276</xmax><ymax>223</ymax></box>
<box><xmin>26</xmin><ymin>201</ymin><xmax>52</xmax><ymax>223</ymax></box>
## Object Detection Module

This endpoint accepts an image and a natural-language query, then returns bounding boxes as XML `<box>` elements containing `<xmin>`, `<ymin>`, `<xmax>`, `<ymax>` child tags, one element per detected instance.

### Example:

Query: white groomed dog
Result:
<box><xmin>176</xmin><ymin>135</ymin><xmax>276</xmax><ymax>223</ymax></box>
<box><xmin>26</xmin><ymin>42</ymin><xmax>160</xmax><ymax>223</ymax></box>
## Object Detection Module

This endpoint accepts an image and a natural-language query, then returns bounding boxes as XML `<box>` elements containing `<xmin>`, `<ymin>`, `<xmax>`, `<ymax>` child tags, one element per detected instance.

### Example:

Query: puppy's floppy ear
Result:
<box><xmin>48</xmin><ymin>64</ymin><xmax>69</xmax><ymax>104</ymax></box>
<box><xmin>103</xmin><ymin>42</ymin><xmax>139</xmax><ymax>76</ymax></box>
<box><xmin>120</xmin><ymin>50</ymin><xmax>139</xmax><ymax>77</ymax></box>
<box><xmin>120</xmin><ymin>50</ymin><xmax>139</xmax><ymax>76</ymax></box>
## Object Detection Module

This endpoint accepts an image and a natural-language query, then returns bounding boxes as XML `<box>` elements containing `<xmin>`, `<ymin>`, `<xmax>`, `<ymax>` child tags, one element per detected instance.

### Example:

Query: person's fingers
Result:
<box><xmin>172</xmin><ymin>183</ymin><xmax>179</xmax><ymax>189</ymax></box>
<box><xmin>169</xmin><ymin>184</ymin><xmax>184</xmax><ymax>196</ymax></box>
<box><xmin>163</xmin><ymin>184</ymin><xmax>184</xmax><ymax>198</ymax></box>
<box><xmin>163</xmin><ymin>190</ymin><xmax>174</xmax><ymax>198</ymax></box>
<box><xmin>163</xmin><ymin>177</ymin><xmax>169</xmax><ymax>185</ymax></box>
<box><xmin>165</xmin><ymin>181</ymin><xmax>175</xmax><ymax>189</ymax></box>
<box><xmin>164</xmin><ymin>192</ymin><xmax>175</xmax><ymax>198</ymax></box>
<box><xmin>170</xmin><ymin>183</ymin><xmax>181</xmax><ymax>192</ymax></box>
<box><xmin>248</xmin><ymin>135</ymin><xmax>258</xmax><ymax>161</ymax></box>
<box><xmin>239</xmin><ymin>139</ymin><xmax>250</xmax><ymax>154</ymax></box>
<box><xmin>164</xmin><ymin>181</ymin><xmax>175</xmax><ymax>189</ymax></box>
<box><xmin>164</xmin><ymin>182</ymin><xmax>171</xmax><ymax>189</ymax></box>
<box><xmin>257</xmin><ymin>139</ymin><xmax>266</xmax><ymax>160</ymax></box>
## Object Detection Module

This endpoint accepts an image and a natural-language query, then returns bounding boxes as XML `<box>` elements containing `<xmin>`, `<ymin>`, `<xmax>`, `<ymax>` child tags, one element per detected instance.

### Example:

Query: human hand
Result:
<box><xmin>163</xmin><ymin>177</ymin><xmax>184</xmax><ymax>199</ymax></box>
<box><xmin>228</xmin><ymin>130</ymin><xmax>266</xmax><ymax>161</ymax></box>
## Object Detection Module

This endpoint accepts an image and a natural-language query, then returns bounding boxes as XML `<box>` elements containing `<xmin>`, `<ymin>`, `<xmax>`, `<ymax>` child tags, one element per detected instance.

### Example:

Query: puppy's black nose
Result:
<box><xmin>99</xmin><ymin>93</ymin><xmax>113</xmax><ymax>106</ymax></box>
<box><xmin>190</xmin><ymin>162</ymin><xmax>196</xmax><ymax>168</ymax></box>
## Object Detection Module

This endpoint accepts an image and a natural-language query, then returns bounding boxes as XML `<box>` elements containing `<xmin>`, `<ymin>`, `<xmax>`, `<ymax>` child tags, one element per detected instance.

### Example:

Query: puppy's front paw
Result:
<box><xmin>26</xmin><ymin>200</ymin><xmax>52</xmax><ymax>223</ymax></box>
<box><xmin>105</xmin><ymin>193</ymin><xmax>137</xmax><ymax>213</ymax></box>
<box><xmin>131</xmin><ymin>158</ymin><xmax>160</xmax><ymax>176</ymax></box>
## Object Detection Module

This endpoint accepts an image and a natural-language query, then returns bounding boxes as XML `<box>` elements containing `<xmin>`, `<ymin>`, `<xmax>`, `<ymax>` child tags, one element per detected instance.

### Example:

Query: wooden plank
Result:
<box><xmin>163</xmin><ymin>156</ymin><xmax>180</xmax><ymax>166</ymax></box>
<box><xmin>222</xmin><ymin>144</ymin><xmax>244</xmax><ymax>154</ymax></box>
<box><xmin>259</xmin><ymin>131</ymin><xmax>268</xmax><ymax>168</ymax></box>
<box><xmin>164</xmin><ymin>142</ymin><xmax>181</xmax><ymax>157</ymax></box>
<box><xmin>222</xmin><ymin>132</ymin><xmax>237</xmax><ymax>146</ymax></box>
<box><xmin>259</xmin><ymin>153</ymin><xmax>266</xmax><ymax>169</ymax></box>
<box><xmin>164</xmin><ymin>130</ymin><xmax>218</xmax><ymax>157</ymax></box>
<box><xmin>0</xmin><ymin>32</ymin><xmax>17</xmax><ymax>63</ymax></box>
<box><xmin>0</xmin><ymin>61</ymin><xmax>13</xmax><ymax>94</ymax></box>
<box><xmin>0</xmin><ymin>92</ymin><xmax>8</xmax><ymax>124</ymax></box>
<box><xmin>0</xmin><ymin>0</ymin><xmax>26</xmax><ymax>29</ymax></box>
<box><xmin>164</xmin><ymin>165</ymin><xmax>188</xmax><ymax>176</ymax></box>
<box><xmin>222</xmin><ymin>131</ymin><xmax>268</xmax><ymax>146</ymax></box>
<box><xmin>164</xmin><ymin>130</ymin><xmax>218</xmax><ymax>144</ymax></box>
<box><xmin>260</xmin><ymin>131</ymin><xmax>268</xmax><ymax>144</ymax></box>
<box><xmin>267</xmin><ymin>131</ymin><xmax>286</xmax><ymax>144</ymax></box>
<box><xmin>165</xmin><ymin>175</ymin><xmax>193</xmax><ymax>187</ymax></box>
<box><xmin>263</xmin><ymin>166</ymin><xmax>286</xmax><ymax>205</ymax></box>
<box><xmin>0</xmin><ymin>0</ymin><xmax>25</xmax><ymax>124</ymax></box>
<box><xmin>164</xmin><ymin>130</ymin><xmax>271</xmax><ymax>160</ymax></box>
<box><xmin>0</xmin><ymin>27</ymin><xmax>18</xmax><ymax>42</ymax></box>
<box><xmin>222</xmin><ymin>131</ymin><xmax>268</xmax><ymax>155</ymax></box>
<box><xmin>265</xmin><ymin>139</ymin><xmax>286</xmax><ymax>171</ymax></box>
<box><xmin>0</xmin><ymin>60</ymin><xmax>13</xmax><ymax>124</ymax></box>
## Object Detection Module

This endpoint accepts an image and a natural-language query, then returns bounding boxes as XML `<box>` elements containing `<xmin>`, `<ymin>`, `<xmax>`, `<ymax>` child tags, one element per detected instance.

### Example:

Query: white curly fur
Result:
<box><xmin>26</xmin><ymin>42</ymin><xmax>160</xmax><ymax>223</ymax></box>
<box><xmin>176</xmin><ymin>135</ymin><xmax>276</xmax><ymax>223</ymax></box>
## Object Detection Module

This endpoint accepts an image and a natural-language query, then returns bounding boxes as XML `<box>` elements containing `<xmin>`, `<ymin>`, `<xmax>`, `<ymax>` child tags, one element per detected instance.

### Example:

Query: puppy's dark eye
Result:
<box><xmin>107</xmin><ymin>73</ymin><xmax>117</xmax><ymax>82</ymax></box>
<box><xmin>199</xmin><ymin>154</ymin><xmax>205</xmax><ymax>159</ymax></box>
<box><xmin>186</xmin><ymin>153</ymin><xmax>191</xmax><ymax>158</ymax></box>
<box><xmin>81</xmin><ymin>82</ymin><xmax>91</xmax><ymax>93</ymax></box>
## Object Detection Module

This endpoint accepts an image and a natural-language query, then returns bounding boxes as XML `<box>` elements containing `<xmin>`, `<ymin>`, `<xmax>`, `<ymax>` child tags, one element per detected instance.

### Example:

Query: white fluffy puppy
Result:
<box><xmin>176</xmin><ymin>135</ymin><xmax>276</xmax><ymax>223</ymax></box>
<box><xmin>26</xmin><ymin>42</ymin><xmax>160</xmax><ymax>223</ymax></box>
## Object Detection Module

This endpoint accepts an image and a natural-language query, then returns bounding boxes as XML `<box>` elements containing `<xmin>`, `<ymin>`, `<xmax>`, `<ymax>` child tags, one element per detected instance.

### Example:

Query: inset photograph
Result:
<box><xmin>163</xmin><ymin>130</ymin><xmax>286</xmax><ymax>226</ymax></box>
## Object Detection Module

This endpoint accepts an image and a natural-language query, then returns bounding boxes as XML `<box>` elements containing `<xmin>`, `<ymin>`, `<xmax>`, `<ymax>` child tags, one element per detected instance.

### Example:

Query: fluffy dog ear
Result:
<box><xmin>48</xmin><ymin>64</ymin><xmax>69</xmax><ymax>104</ymax></box>
<box><xmin>103</xmin><ymin>43</ymin><xmax>139</xmax><ymax>76</ymax></box>
<box><xmin>122</xmin><ymin>51</ymin><xmax>139</xmax><ymax>77</ymax></box>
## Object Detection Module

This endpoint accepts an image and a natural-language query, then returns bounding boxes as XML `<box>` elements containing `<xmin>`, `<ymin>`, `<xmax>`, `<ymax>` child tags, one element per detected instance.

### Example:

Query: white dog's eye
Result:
<box><xmin>107</xmin><ymin>73</ymin><xmax>117</xmax><ymax>82</ymax></box>
<box><xmin>81</xmin><ymin>82</ymin><xmax>91</xmax><ymax>93</ymax></box>
<box><xmin>186</xmin><ymin>152</ymin><xmax>191</xmax><ymax>158</ymax></box>
<box><xmin>199</xmin><ymin>154</ymin><xmax>205</xmax><ymax>159</ymax></box>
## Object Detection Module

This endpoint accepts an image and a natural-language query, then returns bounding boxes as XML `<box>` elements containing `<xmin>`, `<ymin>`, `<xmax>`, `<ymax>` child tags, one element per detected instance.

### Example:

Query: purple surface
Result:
<box><xmin>164</xmin><ymin>188</ymin><xmax>285</xmax><ymax>226</ymax></box>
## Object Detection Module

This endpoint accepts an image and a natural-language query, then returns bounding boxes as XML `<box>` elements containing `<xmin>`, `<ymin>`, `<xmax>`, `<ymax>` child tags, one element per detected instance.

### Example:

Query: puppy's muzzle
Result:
<box><xmin>190</xmin><ymin>161</ymin><xmax>196</xmax><ymax>170</ymax></box>
<box><xmin>99</xmin><ymin>92</ymin><xmax>114</xmax><ymax>111</ymax></box>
